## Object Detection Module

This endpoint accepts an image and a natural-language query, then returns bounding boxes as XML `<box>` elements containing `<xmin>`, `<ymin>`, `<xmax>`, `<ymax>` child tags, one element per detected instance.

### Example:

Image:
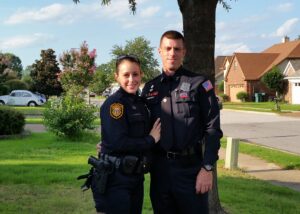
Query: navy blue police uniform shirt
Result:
<box><xmin>100</xmin><ymin>87</ymin><xmax>155</xmax><ymax>156</ymax></box>
<box><xmin>141</xmin><ymin>66</ymin><xmax>223</xmax><ymax>165</ymax></box>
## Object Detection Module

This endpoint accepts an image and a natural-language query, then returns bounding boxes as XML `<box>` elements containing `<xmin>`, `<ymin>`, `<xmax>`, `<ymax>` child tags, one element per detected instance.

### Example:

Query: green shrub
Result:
<box><xmin>236</xmin><ymin>91</ymin><xmax>248</xmax><ymax>102</ymax></box>
<box><xmin>5</xmin><ymin>79</ymin><xmax>28</xmax><ymax>91</ymax></box>
<box><xmin>219</xmin><ymin>93</ymin><xmax>229</xmax><ymax>102</ymax></box>
<box><xmin>218</xmin><ymin>80</ymin><xmax>224</xmax><ymax>93</ymax></box>
<box><xmin>0</xmin><ymin>107</ymin><xmax>25</xmax><ymax>135</ymax></box>
<box><xmin>0</xmin><ymin>84</ymin><xmax>9</xmax><ymax>95</ymax></box>
<box><xmin>43</xmin><ymin>94</ymin><xmax>97</xmax><ymax>139</ymax></box>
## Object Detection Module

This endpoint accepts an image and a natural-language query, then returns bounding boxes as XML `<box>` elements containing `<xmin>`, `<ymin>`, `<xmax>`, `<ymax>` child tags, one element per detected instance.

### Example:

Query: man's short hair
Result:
<box><xmin>160</xmin><ymin>30</ymin><xmax>185</xmax><ymax>46</ymax></box>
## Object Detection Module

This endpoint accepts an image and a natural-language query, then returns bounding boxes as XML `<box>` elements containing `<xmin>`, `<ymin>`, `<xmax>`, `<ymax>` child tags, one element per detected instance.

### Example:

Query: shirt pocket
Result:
<box><xmin>175</xmin><ymin>90</ymin><xmax>198</xmax><ymax>118</ymax></box>
<box><xmin>128</xmin><ymin>113</ymin><xmax>146</xmax><ymax>137</ymax></box>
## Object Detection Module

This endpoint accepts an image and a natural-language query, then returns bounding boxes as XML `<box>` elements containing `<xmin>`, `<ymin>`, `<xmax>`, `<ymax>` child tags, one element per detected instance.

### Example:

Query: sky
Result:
<box><xmin>0</xmin><ymin>0</ymin><xmax>300</xmax><ymax>70</ymax></box>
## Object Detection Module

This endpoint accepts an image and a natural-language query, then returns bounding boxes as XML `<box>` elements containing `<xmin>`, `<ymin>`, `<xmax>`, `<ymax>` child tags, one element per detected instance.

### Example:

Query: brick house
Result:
<box><xmin>214</xmin><ymin>55</ymin><xmax>232</xmax><ymax>94</ymax></box>
<box><xmin>284</xmin><ymin>59</ymin><xmax>300</xmax><ymax>104</ymax></box>
<box><xmin>224</xmin><ymin>37</ymin><xmax>300</xmax><ymax>103</ymax></box>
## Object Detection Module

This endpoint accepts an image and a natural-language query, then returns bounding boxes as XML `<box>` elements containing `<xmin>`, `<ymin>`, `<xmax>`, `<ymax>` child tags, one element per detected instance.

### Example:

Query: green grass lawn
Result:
<box><xmin>1</xmin><ymin>133</ymin><xmax>300</xmax><ymax>213</ymax></box>
<box><xmin>223</xmin><ymin>101</ymin><xmax>300</xmax><ymax>112</ymax></box>
<box><xmin>12</xmin><ymin>106</ymin><xmax>45</xmax><ymax>116</ymax></box>
<box><xmin>25</xmin><ymin>117</ymin><xmax>101</xmax><ymax>125</ymax></box>
<box><xmin>221</xmin><ymin>138</ymin><xmax>300</xmax><ymax>170</ymax></box>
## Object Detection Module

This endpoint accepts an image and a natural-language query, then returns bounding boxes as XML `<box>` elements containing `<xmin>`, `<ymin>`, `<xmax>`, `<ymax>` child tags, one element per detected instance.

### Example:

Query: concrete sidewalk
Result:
<box><xmin>219</xmin><ymin>148</ymin><xmax>300</xmax><ymax>192</ymax></box>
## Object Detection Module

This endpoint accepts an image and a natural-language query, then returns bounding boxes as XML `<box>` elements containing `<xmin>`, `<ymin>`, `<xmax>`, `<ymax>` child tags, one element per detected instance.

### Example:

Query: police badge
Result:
<box><xmin>110</xmin><ymin>103</ymin><xmax>124</xmax><ymax>119</ymax></box>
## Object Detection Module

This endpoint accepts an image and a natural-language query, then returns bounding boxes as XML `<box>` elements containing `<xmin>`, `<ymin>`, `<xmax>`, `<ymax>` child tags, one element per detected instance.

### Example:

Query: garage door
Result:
<box><xmin>292</xmin><ymin>82</ymin><xmax>300</xmax><ymax>104</ymax></box>
<box><xmin>229</xmin><ymin>84</ymin><xmax>245</xmax><ymax>102</ymax></box>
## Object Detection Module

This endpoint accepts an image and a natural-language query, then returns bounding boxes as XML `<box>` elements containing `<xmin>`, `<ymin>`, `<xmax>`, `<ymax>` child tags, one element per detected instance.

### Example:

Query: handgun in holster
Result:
<box><xmin>88</xmin><ymin>155</ymin><xmax>114</xmax><ymax>194</ymax></box>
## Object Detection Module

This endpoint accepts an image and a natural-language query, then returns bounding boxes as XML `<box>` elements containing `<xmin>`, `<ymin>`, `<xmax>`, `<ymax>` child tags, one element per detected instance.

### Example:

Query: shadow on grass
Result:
<box><xmin>218</xmin><ymin>175</ymin><xmax>300</xmax><ymax>214</ymax></box>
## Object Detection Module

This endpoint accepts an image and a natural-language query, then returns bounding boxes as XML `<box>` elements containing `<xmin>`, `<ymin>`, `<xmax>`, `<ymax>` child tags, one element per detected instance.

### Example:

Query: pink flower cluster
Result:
<box><xmin>89</xmin><ymin>49</ymin><xmax>97</xmax><ymax>59</ymax></box>
<box><xmin>59</xmin><ymin>41</ymin><xmax>97</xmax><ymax>87</ymax></box>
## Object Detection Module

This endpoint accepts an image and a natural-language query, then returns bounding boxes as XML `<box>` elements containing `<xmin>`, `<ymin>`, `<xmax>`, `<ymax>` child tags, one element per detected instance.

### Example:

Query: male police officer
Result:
<box><xmin>142</xmin><ymin>30</ymin><xmax>222</xmax><ymax>214</ymax></box>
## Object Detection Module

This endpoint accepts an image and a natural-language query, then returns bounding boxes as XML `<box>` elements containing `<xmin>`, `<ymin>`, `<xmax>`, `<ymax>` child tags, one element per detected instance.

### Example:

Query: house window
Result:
<box><xmin>234</xmin><ymin>61</ymin><xmax>237</xmax><ymax>71</ymax></box>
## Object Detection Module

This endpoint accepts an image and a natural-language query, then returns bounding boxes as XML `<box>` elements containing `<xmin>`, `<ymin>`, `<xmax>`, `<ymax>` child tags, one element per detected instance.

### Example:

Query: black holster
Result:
<box><xmin>88</xmin><ymin>156</ymin><xmax>114</xmax><ymax>194</ymax></box>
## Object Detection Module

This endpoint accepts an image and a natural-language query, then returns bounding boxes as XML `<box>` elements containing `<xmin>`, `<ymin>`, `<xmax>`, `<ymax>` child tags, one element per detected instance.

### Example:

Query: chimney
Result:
<box><xmin>282</xmin><ymin>36</ymin><xmax>290</xmax><ymax>43</ymax></box>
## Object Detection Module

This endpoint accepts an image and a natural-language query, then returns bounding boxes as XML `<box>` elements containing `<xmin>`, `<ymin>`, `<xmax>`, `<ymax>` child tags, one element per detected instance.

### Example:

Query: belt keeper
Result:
<box><xmin>115</xmin><ymin>158</ymin><xmax>121</xmax><ymax>169</ymax></box>
<box><xmin>166</xmin><ymin>151</ymin><xmax>180</xmax><ymax>159</ymax></box>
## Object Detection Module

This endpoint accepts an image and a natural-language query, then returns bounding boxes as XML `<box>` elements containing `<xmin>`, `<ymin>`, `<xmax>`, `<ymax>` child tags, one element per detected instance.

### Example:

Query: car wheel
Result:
<box><xmin>28</xmin><ymin>101</ymin><xmax>37</xmax><ymax>107</ymax></box>
<box><xmin>0</xmin><ymin>100</ymin><xmax>5</xmax><ymax>105</ymax></box>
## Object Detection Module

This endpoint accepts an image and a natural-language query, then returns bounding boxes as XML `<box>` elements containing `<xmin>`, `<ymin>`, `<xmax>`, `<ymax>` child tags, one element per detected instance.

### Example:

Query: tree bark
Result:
<box><xmin>178</xmin><ymin>0</ymin><xmax>217</xmax><ymax>84</ymax></box>
<box><xmin>178</xmin><ymin>1</ymin><xmax>227</xmax><ymax>213</ymax></box>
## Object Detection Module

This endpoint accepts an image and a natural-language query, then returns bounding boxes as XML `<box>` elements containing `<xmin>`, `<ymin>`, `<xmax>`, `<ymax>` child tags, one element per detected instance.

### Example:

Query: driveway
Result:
<box><xmin>221</xmin><ymin>109</ymin><xmax>300</xmax><ymax>155</ymax></box>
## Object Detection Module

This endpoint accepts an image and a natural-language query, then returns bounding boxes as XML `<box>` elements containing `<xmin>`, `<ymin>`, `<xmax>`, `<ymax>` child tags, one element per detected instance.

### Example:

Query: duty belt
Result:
<box><xmin>100</xmin><ymin>153</ymin><xmax>147</xmax><ymax>174</ymax></box>
<box><xmin>162</xmin><ymin>146</ymin><xmax>197</xmax><ymax>160</ymax></box>
<box><xmin>100</xmin><ymin>154</ymin><xmax>121</xmax><ymax>169</ymax></box>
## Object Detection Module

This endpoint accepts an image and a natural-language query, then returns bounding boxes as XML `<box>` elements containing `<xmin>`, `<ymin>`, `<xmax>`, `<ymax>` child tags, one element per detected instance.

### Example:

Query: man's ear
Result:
<box><xmin>158</xmin><ymin>47</ymin><xmax>162</xmax><ymax>55</ymax></box>
<box><xmin>183</xmin><ymin>47</ymin><xmax>186</xmax><ymax>57</ymax></box>
<box><xmin>114</xmin><ymin>72</ymin><xmax>118</xmax><ymax>81</ymax></box>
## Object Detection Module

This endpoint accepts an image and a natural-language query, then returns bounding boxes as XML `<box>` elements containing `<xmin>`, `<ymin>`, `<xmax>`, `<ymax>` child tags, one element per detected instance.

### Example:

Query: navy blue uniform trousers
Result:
<box><xmin>92</xmin><ymin>170</ymin><xmax>144</xmax><ymax>214</ymax></box>
<box><xmin>150</xmin><ymin>154</ymin><xmax>209</xmax><ymax>214</ymax></box>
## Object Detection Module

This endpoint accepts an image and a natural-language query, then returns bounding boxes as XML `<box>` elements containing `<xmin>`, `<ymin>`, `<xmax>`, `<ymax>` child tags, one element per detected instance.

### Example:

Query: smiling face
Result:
<box><xmin>115</xmin><ymin>60</ymin><xmax>142</xmax><ymax>94</ymax></box>
<box><xmin>159</xmin><ymin>37</ymin><xmax>186</xmax><ymax>75</ymax></box>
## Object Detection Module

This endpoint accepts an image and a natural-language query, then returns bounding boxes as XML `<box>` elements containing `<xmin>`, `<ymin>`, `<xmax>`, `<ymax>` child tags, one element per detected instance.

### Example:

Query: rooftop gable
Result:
<box><xmin>214</xmin><ymin>56</ymin><xmax>227</xmax><ymax>76</ymax></box>
<box><xmin>261</xmin><ymin>40</ymin><xmax>300</xmax><ymax>76</ymax></box>
<box><xmin>227</xmin><ymin>53</ymin><xmax>278</xmax><ymax>80</ymax></box>
<box><xmin>284</xmin><ymin>59</ymin><xmax>300</xmax><ymax>77</ymax></box>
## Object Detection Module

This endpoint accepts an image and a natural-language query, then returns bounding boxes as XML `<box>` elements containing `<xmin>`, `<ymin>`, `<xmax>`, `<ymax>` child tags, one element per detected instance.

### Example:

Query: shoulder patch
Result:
<box><xmin>202</xmin><ymin>80</ymin><xmax>213</xmax><ymax>92</ymax></box>
<box><xmin>110</xmin><ymin>103</ymin><xmax>124</xmax><ymax>119</ymax></box>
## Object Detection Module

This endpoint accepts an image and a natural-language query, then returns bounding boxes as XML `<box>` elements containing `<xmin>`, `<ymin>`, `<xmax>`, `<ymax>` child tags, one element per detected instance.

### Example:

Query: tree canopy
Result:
<box><xmin>261</xmin><ymin>66</ymin><xmax>286</xmax><ymax>96</ymax></box>
<box><xmin>0</xmin><ymin>53</ymin><xmax>23</xmax><ymax>77</ymax></box>
<box><xmin>59</xmin><ymin>41</ymin><xmax>97</xmax><ymax>97</ymax></box>
<box><xmin>30</xmin><ymin>49</ymin><xmax>63</xmax><ymax>97</ymax></box>
<box><xmin>110</xmin><ymin>36</ymin><xmax>160</xmax><ymax>82</ymax></box>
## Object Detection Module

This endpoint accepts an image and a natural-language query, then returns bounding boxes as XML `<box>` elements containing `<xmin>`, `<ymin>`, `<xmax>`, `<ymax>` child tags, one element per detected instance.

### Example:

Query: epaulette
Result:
<box><xmin>102</xmin><ymin>90</ymin><xmax>123</xmax><ymax>108</ymax></box>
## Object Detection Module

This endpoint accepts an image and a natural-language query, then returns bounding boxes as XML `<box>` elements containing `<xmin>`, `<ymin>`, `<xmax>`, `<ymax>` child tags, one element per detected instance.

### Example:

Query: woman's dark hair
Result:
<box><xmin>115</xmin><ymin>54</ymin><xmax>141</xmax><ymax>73</ymax></box>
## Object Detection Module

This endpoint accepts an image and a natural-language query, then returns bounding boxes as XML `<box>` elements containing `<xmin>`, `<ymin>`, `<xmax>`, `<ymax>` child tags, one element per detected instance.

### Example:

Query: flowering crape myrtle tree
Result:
<box><xmin>59</xmin><ymin>41</ymin><xmax>97</xmax><ymax>96</ymax></box>
<box><xmin>44</xmin><ymin>41</ymin><xmax>98</xmax><ymax>138</ymax></box>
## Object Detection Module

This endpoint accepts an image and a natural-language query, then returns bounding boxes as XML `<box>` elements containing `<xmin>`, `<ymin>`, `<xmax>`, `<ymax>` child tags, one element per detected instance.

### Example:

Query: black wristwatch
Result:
<box><xmin>202</xmin><ymin>164</ymin><xmax>214</xmax><ymax>172</ymax></box>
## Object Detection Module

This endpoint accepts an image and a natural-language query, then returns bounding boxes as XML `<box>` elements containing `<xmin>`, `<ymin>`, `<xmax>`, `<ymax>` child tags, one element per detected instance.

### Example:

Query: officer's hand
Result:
<box><xmin>195</xmin><ymin>168</ymin><xmax>213</xmax><ymax>194</ymax></box>
<box><xmin>149</xmin><ymin>118</ymin><xmax>161</xmax><ymax>143</ymax></box>
<box><xmin>96</xmin><ymin>142</ymin><xmax>101</xmax><ymax>154</ymax></box>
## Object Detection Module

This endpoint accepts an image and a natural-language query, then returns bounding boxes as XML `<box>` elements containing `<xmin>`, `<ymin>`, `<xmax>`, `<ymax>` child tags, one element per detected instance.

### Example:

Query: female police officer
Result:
<box><xmin>92</xmin><ymin>55</ymin><xmax>161</xmax><ymax>214</ymax></box>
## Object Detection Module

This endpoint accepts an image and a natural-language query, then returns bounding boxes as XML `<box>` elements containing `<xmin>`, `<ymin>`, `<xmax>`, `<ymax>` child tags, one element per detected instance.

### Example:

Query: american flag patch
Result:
<box><xmin>202</xmin><ymin>80</ymin><xmax>213</xmax><ymax>92</ymax></box>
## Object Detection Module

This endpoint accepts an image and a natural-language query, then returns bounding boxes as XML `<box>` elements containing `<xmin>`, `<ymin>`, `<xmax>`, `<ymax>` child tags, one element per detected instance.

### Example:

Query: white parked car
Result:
<box><xmin>0</xmin><ymin>90</ymin><xmax>46</xmax><ymax>106</ymax></box>
<box><xmin>102</xmin><ymin>85</ymin><xmax>120</xmax><ymax>98</ymax></box>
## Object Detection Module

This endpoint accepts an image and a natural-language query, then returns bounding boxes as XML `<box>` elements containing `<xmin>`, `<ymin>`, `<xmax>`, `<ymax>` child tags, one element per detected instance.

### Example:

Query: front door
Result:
<box><xmin>292</xmin><ymin>82</ymin><xmax>300</xmax><ymax>104</ymax></box>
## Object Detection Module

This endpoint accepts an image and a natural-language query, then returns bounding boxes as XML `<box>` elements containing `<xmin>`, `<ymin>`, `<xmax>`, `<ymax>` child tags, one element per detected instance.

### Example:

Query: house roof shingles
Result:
<box><xmin>231</xmin><ymin>53</ymin><xmax>279</xmax><ymax>80</ymax></box>
<box><xmin>261</xmin><ymin>40</ymin><xmax>300</xmax><ymax>77</ymax></box>
<box><xmin>215</xmin><ymin>55</ymin><xmax>232</xmax><ymax>78</ymax></box>
<box><xmin>227</xmin><ymin>40</ymin><xmax>300</xmax><ymax>80</ymax></box>
<box><xmin>215</xmin><ymin>56</ymin><xmax>227</xmax><ymax>76</ymax></box>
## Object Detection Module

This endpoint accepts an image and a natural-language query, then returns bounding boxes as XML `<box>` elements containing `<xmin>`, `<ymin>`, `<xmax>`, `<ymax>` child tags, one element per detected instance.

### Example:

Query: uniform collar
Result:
<box><xmin>118</xmin><ymin>87</ymin><xmax>139</xmax><ymax>101</ymax></box>
<box><xmin>160</xmin><ymin>66</ymin><xmax>184</xmax><ymax>83</ymax></box>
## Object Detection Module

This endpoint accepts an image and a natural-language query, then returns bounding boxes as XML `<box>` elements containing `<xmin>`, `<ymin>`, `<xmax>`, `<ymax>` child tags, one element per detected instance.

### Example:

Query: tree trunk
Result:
<box><xmin>209</xmin><ymin>163</ymin><xmax>228</xmax><ymax>214</ymax></box>
<box><xmin>178</xmin><ymin>1</ymin><xmax>227</xmax><ymax>213</ymax></box>
<box><xmin>178</xmin><ymin>0</ymin><xmax>217</xmax><ymax>84</ymax></box>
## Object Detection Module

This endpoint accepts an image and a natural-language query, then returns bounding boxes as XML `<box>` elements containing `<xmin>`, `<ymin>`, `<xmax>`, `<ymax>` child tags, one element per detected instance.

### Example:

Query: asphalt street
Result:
<box><xmin>221</xmin><ymin>109</ymin><xmax>300</xmax><ymax>155</ymax></box>
<box><xmin>25</xmin><ymin>108</ymin><xmax>300</xmax><ymax>155</ymax></box>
